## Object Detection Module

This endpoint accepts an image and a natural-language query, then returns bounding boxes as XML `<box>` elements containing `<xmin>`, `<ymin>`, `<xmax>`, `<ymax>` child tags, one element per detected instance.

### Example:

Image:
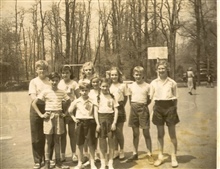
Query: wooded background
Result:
<box><xmin>0</xmin><ymin>0</ymin><xmax>217</xmax><ymax>83</ymax></box>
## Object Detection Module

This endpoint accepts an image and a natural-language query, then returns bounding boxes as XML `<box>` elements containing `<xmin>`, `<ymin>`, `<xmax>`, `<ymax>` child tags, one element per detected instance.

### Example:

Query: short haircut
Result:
<box><xmin>48</xmin><ymin>72</ymin><xmax>60</xmax><ymax>80</ymax></box>
<box><xmin>79</xmin><ymin>82</ymin><xmax>91</xmax><ymax>90</ymax></box>
<box><xmin>155</xmin><ymin>60</ymin><xmax>170</xmax><ymax>71</ymax></box>
<box><xmin>133</xmin><ymin>66</ymin><xmax>144</xmax><ymax>74</ymax></box>
<box><xmin>35</xmin><ymin>60</ymin><xmax>48</xmax><ymax>70</ymax></box>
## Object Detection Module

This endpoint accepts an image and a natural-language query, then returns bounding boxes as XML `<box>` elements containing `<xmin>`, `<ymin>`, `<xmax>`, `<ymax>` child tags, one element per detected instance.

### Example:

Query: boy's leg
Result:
<box><xmin>54</xmin><ymin>134</ymin><xmax>61</xmax><ymax>160</ymax></box>
<box><xmin>168</xmin><ymin>125</ymin><xmax>178</xmax><ymax>167</ymax></box>
<box><xmin>143</xmin><ymin>128</ymin><xmax>154</xmax><ymax>164</ymax></box>
<box><xmin>60</xmin><ymin>125</ymin><xmax>67</xmax><ymax>161</ymax></box>
<box><xmin>68</xmin><ymin>121</ymin><xmax>78</xmax><ymax>162</ymax></box>
<box><xmin>126</xmin><ymin>127</ymin><xmax>139</xmax><ymax>162</ymax></box>
<box><xmin>75</xmin><ymin>145</ymin><xmax>84</xmax><ymax>169</ymax></box>
<box><xmin>154</xmin><ymin>125</ymin><xmax>165</xmax><ymax>167</ymax></box>
<box><xmin>88</xmin><ymin>143</ymin><xmax>97</xmax><ymax>169</ymax></box>
<box><xmin>143</xmin><ymin>128</ymin><xmax>152</xmax><ymax>154</ymax></box>
<box><xmin>45</xmin><ymin>135</ymin><xmax>53</xmax><ymax>161</ymax></box>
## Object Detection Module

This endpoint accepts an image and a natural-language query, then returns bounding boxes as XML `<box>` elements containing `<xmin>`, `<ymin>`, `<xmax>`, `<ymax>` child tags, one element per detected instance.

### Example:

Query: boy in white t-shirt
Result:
<box><xmin>68</xmin><ymin>82</ymin><xmax>97</xmax><ymax>169</ymax></box>
<box><xmin>126</xmin><ymin>66</ymin><xmax>154</xmax><ymax>164</ymax></box>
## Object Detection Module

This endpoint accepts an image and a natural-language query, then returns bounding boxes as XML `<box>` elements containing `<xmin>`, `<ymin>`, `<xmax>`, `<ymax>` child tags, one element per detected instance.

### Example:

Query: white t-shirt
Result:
<box><xmin>28</xmin><ymin>77</ymin><xmax>51</xmax><ymax>96</ymax></box>
<box><xmin>150</xmin><ymin>77</ymin><xmax>177</xmax><ymax>100</ymax></box>
<box><xmin>128</xmin><ymin>81</ymin><xmax>150</xmax><ymax>104</ymax></box>
<box><xmin>68</xmin><ymin>97</ymin><xmax>94</xmax><ymax>119</ymax></box>
<box><xmin>58</xmin><ymin>79</ymin><xmax>79</xmax><ymax>101</ymax></box>
<box><xmin>38</xmin><ymin>89</ymin><xmax>70</xmax><ymax>111</ymax></box>
<box><xmin>94</xmin><ymin>93</ymin><xmax>119</xmax><ymax>113</ymax></box>
<box><xmin>109</xmin><ymin>83</ymin><xmax>129</xmax><ymax>102</ymax></box>
<box><xmin>89</xmin><ymin>89</ymin><xmax>99</xmax><ymax>102</ymax></box>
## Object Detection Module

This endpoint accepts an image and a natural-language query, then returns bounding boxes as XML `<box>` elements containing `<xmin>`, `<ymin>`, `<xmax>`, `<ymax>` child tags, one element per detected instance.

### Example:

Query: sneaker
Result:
<box><xmin>74</xmin><ymin>164</ymin><xmax>82</xmax><ymax>169</ymax></box>
<box><xmin>119</xmin><ymin>150</ymin><xmax>125</xmax><ymax>159</ymax></box>
<box><xmin>108</xmin><ymin>160</ymin><xmax>114</xmax><ymax>169</ymax></box>
<box><xmin>113</xmin><ymin>151</ymin><xmax>119</xmax><ymax>159</ymax></box>
<box><xmin>72</xmin><ymin>154</ymin><xmax>78</xmax><ymax>163</ymax></box>
<box><xmin>33</xmin><ymin>163</ymin><xmax>41</xmax><ymax>169</ymax></box>
<box><xmin>171</xmin><ymin>156</ymin><xmax>178</xmax><ymax>168</ymax></box>
<box><xmin>154</xmin><ymin>158</ymin><xmax>163</xmax><ymax>167</ymax></box>
<box><xmin>148</xmin><ymin>155</ymin><xmax>154</xmax><ymax>165</ymax></box>
<box><xmin>100</xmin><ymin>160</ymin><xmax>106</xmax><ymax>169</ymax></box>
<box><xmin>50</xmin><ymin>160</ymin><xmax>55</xmax><ymax>168</ymax></box>
<box><xmin>90</xmin><ymin>163</ymin><xmax>97</xmax><ymax>169</ymax></box>
<box><xmin>126</xmin><ymin>154</ymin><xmax>138</xmax><ymax>162</ymax></box>
<box><xmin>82</xmin><ymin>160</ymin><xmax>90</xmax><ymax>168</ymax></box>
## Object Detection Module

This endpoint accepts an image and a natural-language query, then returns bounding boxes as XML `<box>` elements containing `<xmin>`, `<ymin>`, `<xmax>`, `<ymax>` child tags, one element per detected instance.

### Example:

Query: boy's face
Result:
<box><xmin>62</xmin><ymin>69</ymin><xmax>71</xmax><ymax>80</ymax></box>
<box><xmin>80</xmin><ymin>88</ymin><xmax>90</xmax><ymax>97</ymax></box>
<box><xmin>133</xmin><ymin>71</ymin><xmax>144</xmax><ymax>83</ymax></box>
<box><xmin>157</xmin><ymin>65</ymin><xmax>168</xmax><ymax>77</ymax></box>
<box><xmin>50</xmin><ymin>77</ymin><xmax>60</xmax><ymax>89</ymax></box>
<box><xmin>110</xmin><ymin>70</ymin><xmax>119</xmax><ymax>83</ymax></box>
<box><xmin>36</xmin><ymin>66</ymin><xmax>48</xmax><ymax>78</ymax></box>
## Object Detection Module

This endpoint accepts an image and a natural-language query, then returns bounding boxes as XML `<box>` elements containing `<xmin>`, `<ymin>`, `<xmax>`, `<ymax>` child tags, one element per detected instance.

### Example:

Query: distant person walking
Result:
<box><xmin>187</xmin><ymin>67</ymin><xmax>194</xmax><ymax>95</ymax></box>
<box><xmin>206</xmin><ymin>73</ymin><xmax>214</xmax><ymax>88</ymax></box>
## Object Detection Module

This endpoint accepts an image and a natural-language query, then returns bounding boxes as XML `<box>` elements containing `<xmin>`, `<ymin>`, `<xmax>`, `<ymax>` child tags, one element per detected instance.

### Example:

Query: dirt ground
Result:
<box><xmin>0</xmin><ymin>86</ymin><xmax>218</xmax><ymax>169</ymax></box>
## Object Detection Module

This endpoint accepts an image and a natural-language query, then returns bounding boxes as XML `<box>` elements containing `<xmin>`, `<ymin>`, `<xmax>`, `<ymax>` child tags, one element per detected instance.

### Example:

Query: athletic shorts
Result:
<box><xmin>75</xmin><ymin>119</ymin><xmax>96</xmax><ymax>146</ymax></box>
<box><xmin>98</xmin><ymin>113</ymin><xmax>115</xmax><ymax>139</ymax></box>
<box><xmin>44</xmin><ymin>111</ymin><xmax>65</xmax><ymax>135</ymax></box>
<box><xmin>152</xmin><ymin>100</ymin><xmax>180</xmax><ymax>126</ymax></box>
<box><xmin>117</xmin><ymin>102</ymin><xmax>126</xmax><ymax>123</ymax></box>
<box><xmin>128</xmin><ymin>102</ymin><xmax>150</xmax><ymax>129</ymax></box>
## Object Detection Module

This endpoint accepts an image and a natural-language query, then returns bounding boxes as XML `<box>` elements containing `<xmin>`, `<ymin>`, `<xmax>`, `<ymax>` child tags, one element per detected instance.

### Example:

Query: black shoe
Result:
<box><xmin>82</xmin><ymin>156</ymin><xmax>89</xmax><ymax>164</ymax></box>
<box><xmin>126</xmin><ymin>154</ymin><xmax>138</xmax><ymax>162</ymax></box>
<box><xmin>44</xmin><ymin>160</ymin><xmax>50</xmax><ymax>169</ymax></box>
<box><xmin>56</xmin><ymin>159</ymin><xmax>69</xmax><ymax>169</ymax></box>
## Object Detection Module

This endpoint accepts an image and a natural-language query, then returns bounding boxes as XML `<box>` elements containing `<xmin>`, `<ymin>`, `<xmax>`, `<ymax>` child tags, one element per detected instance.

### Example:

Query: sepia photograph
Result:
<box><xmin>0</xmin><ymin>0</ymin><xmax>218</xmax><ymax>169</ymax></box>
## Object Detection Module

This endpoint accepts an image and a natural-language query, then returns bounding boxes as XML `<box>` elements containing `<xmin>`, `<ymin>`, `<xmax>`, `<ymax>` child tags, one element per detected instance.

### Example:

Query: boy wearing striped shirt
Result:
<box><xmin>32</xmin><ymin>72</ymin><xmax>70</xmax><ymax>169</ymax></box>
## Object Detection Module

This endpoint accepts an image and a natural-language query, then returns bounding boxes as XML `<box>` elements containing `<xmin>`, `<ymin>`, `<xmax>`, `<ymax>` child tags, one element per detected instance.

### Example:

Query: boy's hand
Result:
<box><xmin>96</xmin><ymin>124</ymin><xmax>101</xmax><ymax>132</ymax></box>
<box><xmin>41</xmin><ymin>112</ymin><xmax>50</xmax><ymax>119</ymax></box>
<box><xmin>74</xmin><ymin>119</ymin><xmax>80</xmax><ymax>124</ymax></box>
<box><xmin>111</xmin><ymin>123</ymin><xmax>116</xmax><ymax>131</ymax></box>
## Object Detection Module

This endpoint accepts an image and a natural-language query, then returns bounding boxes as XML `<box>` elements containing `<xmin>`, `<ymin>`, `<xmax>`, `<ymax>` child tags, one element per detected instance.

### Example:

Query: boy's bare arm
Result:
<box><xmin>68</xmin><ymin>101</ymin><xmax>78</xmax><ymax>123</ymax></box>
<box><xmin>32</xmin><ymin>98</ymin><xmax>45</xmax><ymax>118</ymax></box>
<box><xmin>147</xmin><ymin>95</ymin><xmax>151</xmax><ymax>106</ymax></box>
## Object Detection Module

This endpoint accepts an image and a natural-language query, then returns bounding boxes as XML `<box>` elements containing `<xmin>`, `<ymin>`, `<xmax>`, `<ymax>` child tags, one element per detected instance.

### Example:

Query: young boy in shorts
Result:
<box><xmin>126</xmin><ymin>66</ymin><xmax>154</xmax><ymax>164</ymax></box>
<box><xmin>32</xmin><ymin>72</ymin><xmax>70</xmax><ymax>169</ymax></box>
<box><xmin>68</xmin><ymin>82</ymin><xmax>97</xmax><ymax>169</ymax></box>
<box><xmin>150</xmin><ymin>60</ymin><xmax>179</xmax><ymax>168</ymax></box>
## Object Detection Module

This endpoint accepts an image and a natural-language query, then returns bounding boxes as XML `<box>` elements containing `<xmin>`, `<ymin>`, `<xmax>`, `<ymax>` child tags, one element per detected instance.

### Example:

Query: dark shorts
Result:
<box><xmin>152</xmin><ymin>100</ymin><xmax>180</xmax><ymax>126</ymax></box>
<box><xmin>75</xmin><ymin>119</ymin><xmax>96</xmax><ymax>146</ymax></box>
<box><xmin>128</xmin><ymin>103</ymin><xmax>150</xmax><ymax>129</ymax></box>
<box><xmin>98</xmin><ymin>113</ymin><xmax>115</xmax><ymax>139</ymax></box>
<box><xmin>117</xmin><ymin>102</ymin><xmax>126</xmax><ymax>123</ymax></box>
